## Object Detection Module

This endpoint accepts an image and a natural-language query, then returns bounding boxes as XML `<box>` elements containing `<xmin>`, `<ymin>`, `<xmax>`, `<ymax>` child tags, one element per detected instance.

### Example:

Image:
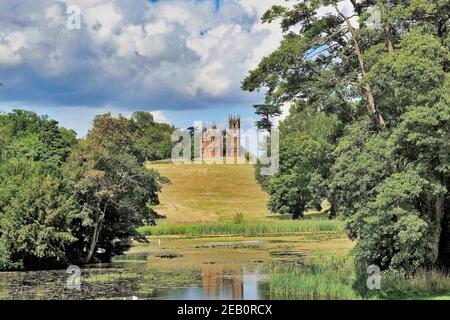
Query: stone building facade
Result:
<box><xmin>201</xmin><ymin>116</ymin><xmax>240</xmax><ymax>158</ymax></box>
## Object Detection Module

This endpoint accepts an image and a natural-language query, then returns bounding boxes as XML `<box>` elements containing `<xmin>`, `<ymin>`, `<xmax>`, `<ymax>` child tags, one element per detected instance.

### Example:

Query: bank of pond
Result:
<box><xmin>0</xmin><ymin>230</ymin><xmax>449</xmax><ymax>300</ymax></box>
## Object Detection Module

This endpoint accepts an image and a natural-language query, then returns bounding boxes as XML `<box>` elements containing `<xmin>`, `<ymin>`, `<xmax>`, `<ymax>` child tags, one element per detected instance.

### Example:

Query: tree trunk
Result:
<box><xmin>83</xmin><ymin>207</ymin><xmax>106</xmax><ymax>264</ymax></box>
<box><xmin>334</xmin><ymin>4</ymin><xmax>386</xmax><ymax>130</ymax></box>
<box><xmin>292</xmin><ymin>212</ymin><xmax>301</xmax><ymax>220</ymax></box>
<box><xmin>385</xmin><ymin>26</ymin><xmax>395</xmax><ymax>54</ymax></box>
<box><xmin>438</xmin><ymin>176</ymin><xmax>450</xmax><ymax>266</ymax></box>
<box><xmin>328</xmin><ymin>193</ymin><xmax>337</xmax><ymax>219</ymax></box>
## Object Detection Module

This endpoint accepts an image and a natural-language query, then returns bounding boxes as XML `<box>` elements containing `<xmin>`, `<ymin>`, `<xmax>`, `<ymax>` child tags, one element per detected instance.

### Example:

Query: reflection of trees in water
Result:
<box><xmin>201</xmin><ymin>266</ymin><xmax>243</xmax><ymax>299</ymax></box>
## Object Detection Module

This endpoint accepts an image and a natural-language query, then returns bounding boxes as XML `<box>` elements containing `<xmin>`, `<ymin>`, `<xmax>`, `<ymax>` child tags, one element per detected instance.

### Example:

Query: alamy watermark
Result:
<box><xmin>366</xmin><ymin>6</ymin><xmax>382</xmax><ymax>30</ymax></box>
<box><xmin>66</xmin><ymin>265</ymin><xmax>81</xmax><ymax>291</ymax></box>
<box><xmin>66</xmin><ymin>5</ymin><xmax>82</xmax><ymax>30</ymax></box>
<box><xmin>366</xmin><ymin>265</ymin><xmax>381</xmax><ymax>290</ymax></box>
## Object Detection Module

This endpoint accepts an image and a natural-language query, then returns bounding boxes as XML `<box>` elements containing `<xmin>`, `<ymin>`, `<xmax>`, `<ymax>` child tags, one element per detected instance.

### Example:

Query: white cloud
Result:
<box><xmin>0</xmin><ymin>0</ymin><xmax>286</xmax><ymax>110</ymax></box>
<box><xmin>0</xmin><ymin>43</ymin><xmax>21</xmax><ymax>65</ymax></box>
<box><xmin>0</xmin><ymin>0</ymin><xmax>366</xmax><ymax>137</ymax></box>
<box><xmin>0</xmin><ymin>0</ymin><xmax>295</xmax><ymax>138</ymax></box>
<box><xmin>239</xmin><ymin>0</ymin><xmax>279</xmax><ymax>16</ymax></box>
<box><xmin>274</xmin><ymin>102</ymin><xmax>291</xmax><ymax>128</ymax></box>
<box><xmin>83</xmin><ymin>3</ymin><xmax>123</xmax><ymax>40</ymax></box>
<box><xmin>150</xmin><ymin>110</ymin><xmax>168</xmax><ymax>123</ymax></box>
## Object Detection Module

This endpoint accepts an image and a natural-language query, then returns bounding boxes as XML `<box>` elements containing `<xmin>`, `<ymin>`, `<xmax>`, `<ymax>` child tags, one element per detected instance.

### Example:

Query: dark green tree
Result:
<box><xmin>64</xmin><ymin>113</ymin><xmax>169</xmax><ymax>263</ymax></box>
<box><xmin>132</xmin><ymin>111</ymin><xmax>175</xmax><ymax>161</ymax></box>
<box><xmin>243</xmin><ymin>0</ymin><xmax>450</xmax><ymax>273</ymax></box>
<box><xmin>268</xmin><ymin>133</ymin><xmax>325</xmax><ymax>219</ymax></box>
<box><xmin>0</xmin><ymin>110</ymin><xmax>77</xmax><ymax>164</ymax></box>
<box><xmin>0</xmin><ymin>110</ymin><xmax>172</xmax><ymax>269</ymax></box>
<box><xmin>253</xmin><ymin>104</ymin><xmax>282</xmax><ymax>133</ymax></box>
<box><xmin>0</xmin><ymin>160</ymin><xmax>82</xmax><ymax>270</ymax></box>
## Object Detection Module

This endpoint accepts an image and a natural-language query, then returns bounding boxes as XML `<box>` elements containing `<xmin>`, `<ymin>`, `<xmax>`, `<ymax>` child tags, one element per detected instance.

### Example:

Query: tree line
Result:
<box><xmin>244</xmin><ymin>0</ymin><xmax>449</xmax><ymax>274</ymax></box>
<box><xmin>0</xmin><ymin>110</ymin><xmax>174</xmax><ymax>270</ymax></box>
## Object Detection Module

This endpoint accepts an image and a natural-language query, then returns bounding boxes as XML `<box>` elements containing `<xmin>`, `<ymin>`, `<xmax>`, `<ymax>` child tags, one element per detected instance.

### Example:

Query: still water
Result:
<box><xmin>140</xmin><ymin>266</ymin><xmax>270</xmax><ymax>300</ymax></box>
<box><xmin>0</xmin><ymin>234</ymin><xmax>350</xmax><ymax>300</ymax></box>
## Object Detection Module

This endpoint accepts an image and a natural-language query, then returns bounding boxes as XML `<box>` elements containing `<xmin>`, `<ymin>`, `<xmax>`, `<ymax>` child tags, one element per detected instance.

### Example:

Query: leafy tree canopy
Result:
<box><xmin>0</xmin><ymin>110</ymin><xmax>172</xmax><ymax>269</ymax></box>
<box><xmin>244</xmin><ymin>0</ymin><xmax>449</xmax><ymax>273</ymax></box>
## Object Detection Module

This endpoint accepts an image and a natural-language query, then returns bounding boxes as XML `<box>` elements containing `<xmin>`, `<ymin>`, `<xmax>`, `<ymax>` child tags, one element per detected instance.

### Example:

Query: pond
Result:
<box><xmin>0</xmin><ymin>233</ymin><xmax>352</xmax><ymax>300</ymax></box>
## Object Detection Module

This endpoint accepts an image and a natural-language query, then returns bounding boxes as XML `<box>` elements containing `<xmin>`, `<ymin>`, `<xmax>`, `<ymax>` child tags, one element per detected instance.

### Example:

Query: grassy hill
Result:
<box><xmin>148</xmin><ymin>162</ymin><xmax>271</xmax><ymax>225</ymax></box>
<box><xmin>141</xmin><ymin>162</ymin><xmax>343</xmax><ymax>237</ymax></box>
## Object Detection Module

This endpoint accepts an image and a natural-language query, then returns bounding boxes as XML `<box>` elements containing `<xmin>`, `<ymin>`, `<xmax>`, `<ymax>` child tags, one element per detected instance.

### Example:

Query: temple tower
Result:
<box><xmin>226</xmin><ymin>115</ymin><xmax>240</xmax><ymax>157</ymax></box>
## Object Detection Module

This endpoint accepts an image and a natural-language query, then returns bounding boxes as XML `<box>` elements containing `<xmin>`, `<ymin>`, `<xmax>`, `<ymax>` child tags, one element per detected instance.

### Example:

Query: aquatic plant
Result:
<box><xmin>138</xmin><ymin>220</ymin><xmax>344</xmax><ymax>237</ymax></box>
<box><xmin>268</xmin><ymin>253</ymin><xmax>359</xmax><ymax>300</ymax></box>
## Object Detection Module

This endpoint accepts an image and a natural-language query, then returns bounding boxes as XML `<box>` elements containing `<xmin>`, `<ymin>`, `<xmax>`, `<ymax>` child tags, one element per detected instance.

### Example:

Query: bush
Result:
<box><xmin>233</xmin><ymin>213</ymin><xmax>245</xmax><ymax>224</ymax></box>
<box><xmin>0</xmin><ymin>160</ymin><xmax>81</xmax><ymax>270</ymax></box>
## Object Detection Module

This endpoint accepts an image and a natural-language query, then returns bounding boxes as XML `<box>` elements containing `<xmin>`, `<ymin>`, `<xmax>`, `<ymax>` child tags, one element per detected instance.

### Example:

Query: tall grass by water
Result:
<box><xmin>268</xmin><ymin>252</ymin><xmax>450</xmax><ymax>300</ymax></box>
<box><xmin>379</xmin><ymin>269</ymin><xmax>450</xmax><ymax>299</ymax></box>
<box><xmin>269</xmin><ymin>253</ymin><xmax>359</xmax><ymax>300</ymax></box>
<box><xmin>138</xmin><ymin>220</ymin><xmax>344</xmax><ymax>236</ymax></box>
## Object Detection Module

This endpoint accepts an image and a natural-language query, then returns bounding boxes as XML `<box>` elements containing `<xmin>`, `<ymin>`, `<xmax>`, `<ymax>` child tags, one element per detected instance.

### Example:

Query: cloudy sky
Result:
<box><xmin>0</xmin><ymin>0</ymin><xmax>292</xmax><ymax>135</ymax></box>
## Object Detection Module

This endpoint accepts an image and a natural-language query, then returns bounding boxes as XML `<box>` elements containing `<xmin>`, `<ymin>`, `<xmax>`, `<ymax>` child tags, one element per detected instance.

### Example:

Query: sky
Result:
<box><xmin>0</xmin><ymin>0</ymin><xmax>290</xmax><ymax>136</ymax></box>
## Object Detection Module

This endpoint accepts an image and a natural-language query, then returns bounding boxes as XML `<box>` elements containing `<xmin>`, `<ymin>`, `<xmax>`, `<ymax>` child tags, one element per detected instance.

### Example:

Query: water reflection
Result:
<box><xmin>0</xmin><ymin>256</ymin><xmax>271</xmax><ymax>299</ymax></box>
<box><xmin>138</xmin><ymin>265</ymin><xmax>270</xmax><ymax>300</ymax></box>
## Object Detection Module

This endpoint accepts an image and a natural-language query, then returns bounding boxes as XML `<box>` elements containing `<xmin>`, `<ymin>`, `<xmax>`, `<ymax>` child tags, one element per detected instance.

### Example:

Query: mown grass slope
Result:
<box><xmin>148</xmin><ymin>163</ymin><xmax>272</xmax><ymax>225</ymax></box>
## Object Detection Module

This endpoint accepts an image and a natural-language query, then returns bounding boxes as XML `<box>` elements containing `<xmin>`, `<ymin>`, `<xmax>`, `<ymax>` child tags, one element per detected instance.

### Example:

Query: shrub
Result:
<box><xmin>233</xmin><ymin>213</ymin><xmax>245</xmax><ymax>224</ymax></box>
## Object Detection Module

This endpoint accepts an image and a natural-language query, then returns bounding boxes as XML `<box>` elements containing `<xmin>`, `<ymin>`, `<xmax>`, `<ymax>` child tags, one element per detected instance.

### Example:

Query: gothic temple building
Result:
<box><xmin>201</xmin><ymin>116</ymin><xmax>241</xmax><ymax>158</ymax></box>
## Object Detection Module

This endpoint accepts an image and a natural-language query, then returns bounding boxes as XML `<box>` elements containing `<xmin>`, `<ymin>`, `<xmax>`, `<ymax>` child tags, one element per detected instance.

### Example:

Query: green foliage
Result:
<box><xmin>379</xmin><ymin>269</ymin><xmax>450</xmax><ymax>299</ymax></box>
<box><xmin>84</xmin><ymin>272</ymin><xmax>141</xmax><ymax>283</ymax></box>
<box><xmin>0</xmin><ymin>239</ymin><xmax>21</xmax><ymax>270</ymax></box>
<box><xmin>86</xmin><ymin>111</ymin><xmax>175</xmax><ymax>162</ymax></box>
<box><xmin>233</xmin><ymin>212</ymin><xmax>245</xmax><ymax>224</ymax></box>
<box><xmin>269</xmin><ymin>253</ymin><xmax>359</xmax><ymax>300</ymax></box>
<box><xmin>243</xmin><ymin>0</ymin><xmax>450</xmax><ymax>273</ymax></box>
<box><xmin>267</xmin><ymin>133</ymin><xmax>325</xmax><ymax>219</ymax></box>
<box><xmin>131</xmin><ymin>111</ymin><xmax>175</xmax><ymax>161</ymax></box>
<box><xmin>0</xmin><ymin>110</ymin><xmax>80</xmax><ymax>269</ymax></box>
<box><xmin>270</xmin><ymin>252</ymin><xmax>450</xmax><ymax>300</ymax></box>
<box><xmin>0</xmin><ymin>160</ymin><xmax>82</xmax><ymax>270</ymax></box>
<box><xmin>0</xmin><ymin>110</ymin><xmax>77</xmax><ymax>164</ymax></box>
<box><xmin>331</xmin><ymin>27</ymin><xmax>449</xmax><ymax>272</ymax></box>
<box><xmin>0</xmin><ymin>110</ymin><xmax>171</xmax><ymax>269</ymax></box>
<box><xmin>366</xmin><ymin>28</ymin><xmax>447</xmax><ymax>124</ymax></box>
<box><xmin>253</xmin><ymin>104</ymin><xmax>282</xmax><ymax>132</ymax></box>
<box><xmin>279</xmin><ymin>104</ymin><xmax>342</xmax><ymax>152</ymax></box>
<box><xmin>64</xmin><ymin>113</ymin><xmax>169</xmax><ymax>263</ymax></box>
<box><xmin>254</xmin><ymin>158</ymin><xmax>272</xmax><ymax>192</ymax></box>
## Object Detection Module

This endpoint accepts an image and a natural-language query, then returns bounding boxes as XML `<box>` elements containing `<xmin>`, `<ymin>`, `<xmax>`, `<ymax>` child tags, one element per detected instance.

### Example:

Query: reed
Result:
<box><xmin>138</xmin><ymin>220</ymin><xmax>344</xmax><ymax>236</ymax></box>
<box><xmin>268</xmin><ymin>253</ymin><xmax>359</xmax><ymax>300</ymax></box>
